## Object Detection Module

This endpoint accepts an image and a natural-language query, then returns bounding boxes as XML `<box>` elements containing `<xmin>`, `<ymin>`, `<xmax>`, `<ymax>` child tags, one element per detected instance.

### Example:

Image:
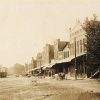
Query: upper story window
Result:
<box><xmin>71</xmin><ymin>43</ymin><xmax>74</xmax><ymax>56</ymax></box>
<box><xmin>80</xmin><ymin>40</ymin><xmax>82</xmax><ymax>53</ymax></box>
<box><xmin>64</xmin><ymin>51</ymin><xmax>67</xmax><ymax>58</ymax></box>
<box><xmin>67</xmin><ymin>51</ymin><xmax>69</xmax><ymax>57</ymax></box>
<box><xmin>83</xmin><ymin>38</ymin><xmax>87</xmax><ymax>52</ymax></box>
<box><xmin>77</xmin><ymin>41</ymin><xmax>79</xmax><ymax>54</ymax></box>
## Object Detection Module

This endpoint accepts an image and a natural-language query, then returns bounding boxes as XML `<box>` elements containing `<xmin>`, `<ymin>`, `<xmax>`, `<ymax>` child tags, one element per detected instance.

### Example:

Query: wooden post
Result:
<box><xmin>74</xmin><ymin>38</ymin><xmax>77</xmax><ymax>80</ymax></box>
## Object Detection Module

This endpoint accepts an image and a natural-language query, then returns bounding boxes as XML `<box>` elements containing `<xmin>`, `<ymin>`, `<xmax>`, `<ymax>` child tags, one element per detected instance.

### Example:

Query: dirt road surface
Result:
<box><xmin>0</xmin><ymin>77</ymin><xmax>100</xmax><ymax>100</ymax></box>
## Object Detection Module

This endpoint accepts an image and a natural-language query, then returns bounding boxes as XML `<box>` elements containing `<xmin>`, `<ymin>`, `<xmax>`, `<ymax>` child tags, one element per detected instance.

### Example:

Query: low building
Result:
<box><xmin>0</xmin><ymin>66</ymin><xmax>7</xmax><ymax>78</ymax></box>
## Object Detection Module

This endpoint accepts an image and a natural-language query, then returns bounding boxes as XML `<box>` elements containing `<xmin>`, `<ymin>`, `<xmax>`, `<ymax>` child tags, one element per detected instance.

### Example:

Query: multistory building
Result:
<box><xmin>54</xmin><ymin>39</ymin><xmax>68</xmax><ymax>60</ymax></box>
<box><xmin>42</xmin><ymin>44</ymin><xmax>54</xmax><ymax>65</ymax></box>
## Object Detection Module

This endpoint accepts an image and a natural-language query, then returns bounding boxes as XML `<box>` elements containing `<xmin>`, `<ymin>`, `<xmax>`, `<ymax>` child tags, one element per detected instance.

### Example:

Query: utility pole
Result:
<box><xmin>25</xmin><ymin>63</ymin><xmax>28</xmax><ymax>75</ymax></box>
<box><xmin>74</xmin><ymin>37</ymin><xmax>77</xmax><ymax>80</ymax></box>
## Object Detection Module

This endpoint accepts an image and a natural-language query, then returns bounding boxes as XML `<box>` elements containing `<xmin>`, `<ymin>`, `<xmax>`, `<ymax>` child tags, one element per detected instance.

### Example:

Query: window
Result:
<box><xmin>77</xmin><ymin>41</ymin><xmax>79</xmax><ymax>54</ymax></box>
<box><xmin>67</xmin><ymin>51</ymin><xmax>69</xmax><ymax>57</ymax></box>
<box><xmin>70</xmin><ymin>44</ymin><xmax>72</xmax><ymax>56</ymax></box>
<box><xmin>64</xmin><ymin>52</ymin><xmax>66</xmax><ymax>58</ymax></box>
<box><xmin>80</xmin><ymin>40</ymin><xmax>82</xmax><ymax>53</ymax></box>
<box><xmin>83</xmin><ymin>38</ymin><xmax>87</xmax><ymax>52</ymax></box>
<box><xmin>64</xmin><ymin>52</ymin><xmax>67</xmax><ymax>58</ymax></box>
<box><xmin>72</xmin><ymin>43</ymin><xmax>74</xmax><ymax>56</ymax></box>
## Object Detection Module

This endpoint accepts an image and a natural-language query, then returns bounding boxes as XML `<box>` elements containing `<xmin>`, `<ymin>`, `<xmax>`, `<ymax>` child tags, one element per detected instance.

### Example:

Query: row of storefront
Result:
<box><xmin>29</xmin><ymin>53</ymin><xmax>88</xmax><ymax>79</ymax></box>
<box><xmin>25</xmin><ymin>20</ymin><xmax>99</xmax><ymax>79</ymax></box>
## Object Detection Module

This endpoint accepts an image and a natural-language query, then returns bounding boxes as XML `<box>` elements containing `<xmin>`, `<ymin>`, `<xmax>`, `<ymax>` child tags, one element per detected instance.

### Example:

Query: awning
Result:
<box><xmin>31</xmin><ymin>53</ymin><xmax>86</xmax><ymax>70</ymax></box>
<box><xmin>49</xmin><ymin>62</ymin><xmax>57</xmax><ymax>67</ymax></box>
<box><xmin>43</xmin><ymin>58</ymin><xmax>72</xmax><ymax>69</ymax></box>
<box><xmin>56</xmin><ymin>53</ymin><xmax>86</xmax><ymax>64</ymax></box>
<box><xmin>70</xmin><ymin>52</ymin><xmax>86</xmax><ymax>61</ymax></box>
<box><xmin>42</xmin><ymin>64</ymin><xmax>51</xmax><ymax>69</ymax></box>
<box><xmin>56</xmin><ymin>57</ymin><xmax>72</xmax><ymax>64</ymax></box>
<box><xmin>31</xmin><ymin>67</ymin><xmax>41</xmax><ymax>71</ymax></box>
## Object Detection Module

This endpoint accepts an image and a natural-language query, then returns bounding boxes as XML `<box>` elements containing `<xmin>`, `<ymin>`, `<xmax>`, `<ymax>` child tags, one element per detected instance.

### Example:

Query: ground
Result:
<box><xmin>0</xmin><ymin>77</ymin><xmax>100</xmax><ymax>100</ymax></box>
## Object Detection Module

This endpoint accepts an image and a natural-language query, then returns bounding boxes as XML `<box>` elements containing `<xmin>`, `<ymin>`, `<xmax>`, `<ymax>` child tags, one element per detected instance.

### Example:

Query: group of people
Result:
<box><xmin>54</xmin><ymin>72</ymin><xmax>68</xmax><ymax>80</ymax></box>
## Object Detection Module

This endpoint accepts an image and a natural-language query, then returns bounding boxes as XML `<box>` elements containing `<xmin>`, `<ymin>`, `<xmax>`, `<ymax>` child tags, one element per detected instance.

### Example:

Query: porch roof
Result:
<box><xmin>56</xmin><ymin>57</ymin><xmax>72</xmax><ymax>64</ymax></box>
<box><xmin>42</xmin><ymin>53</ymin><xmax>86</xmax><ymax>69</ymax></box>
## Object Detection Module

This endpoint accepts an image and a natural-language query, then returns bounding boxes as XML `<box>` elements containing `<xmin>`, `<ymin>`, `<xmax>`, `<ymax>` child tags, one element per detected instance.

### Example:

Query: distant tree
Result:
<box><xmin>8</xmin><ymin>63</ymin><xmax>25</xmax><ymax>75</ymax></box>
<box><xmin>83</xmin><ymin>15</ymin><xmax>100</xmax><ymax>68</ymax></box>
<box><xmin>13</xmin><ymin>63</ymin><xmax>25</xmax><ymax>75</ymax></box>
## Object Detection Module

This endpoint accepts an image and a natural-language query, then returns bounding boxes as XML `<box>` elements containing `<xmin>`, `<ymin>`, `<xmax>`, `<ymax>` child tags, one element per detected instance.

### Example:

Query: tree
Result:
<box><xmin>83</xmin><ymin>15</ymin><xmax>100</xmax><ymax>69</ymax></box>
<box><xmin>8</xmin><ymin>63</ymin><xmax>25</xmax><ymax>75</ymax></box>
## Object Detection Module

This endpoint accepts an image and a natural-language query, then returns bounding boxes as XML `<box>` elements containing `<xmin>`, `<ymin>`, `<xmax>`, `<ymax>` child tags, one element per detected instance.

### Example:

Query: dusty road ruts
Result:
<box><xmin>0</xmin><ymin>77</ymin><xmax>100</xmax><ymax>100</ymax></box>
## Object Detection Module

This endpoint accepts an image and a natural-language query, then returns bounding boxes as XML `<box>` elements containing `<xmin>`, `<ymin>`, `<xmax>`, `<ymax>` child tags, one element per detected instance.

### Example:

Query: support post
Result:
<box><xmin>74</xmin><ymin>38</ymin><xmax>77</xmax><ymax>80</ymax></box>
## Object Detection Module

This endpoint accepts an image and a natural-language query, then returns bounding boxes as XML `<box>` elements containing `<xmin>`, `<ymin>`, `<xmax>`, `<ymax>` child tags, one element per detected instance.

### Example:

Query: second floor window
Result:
<box><xmin>77</xmin><ymin>41</ymin><xmax>79</xmax><ymax>54</ymax></box>
<box><xmin>83</xmin><ymin>38</ymin><xmax>87</xmax><ymax>52</ymax></box>
<box><xmin>80</xmin><ymin>40</ymin><xmax>82</xmax><ymax>53</ymax></box>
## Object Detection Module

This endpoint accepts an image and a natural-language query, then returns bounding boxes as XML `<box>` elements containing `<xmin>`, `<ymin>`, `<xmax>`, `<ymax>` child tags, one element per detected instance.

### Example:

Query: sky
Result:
<box><xmin>0</xmin><ymin>0</ymin><xmax>100</xmax><ymax>67</ymax></box>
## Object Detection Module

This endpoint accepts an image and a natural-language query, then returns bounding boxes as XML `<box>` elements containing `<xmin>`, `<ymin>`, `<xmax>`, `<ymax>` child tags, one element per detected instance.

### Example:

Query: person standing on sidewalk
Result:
<box><xmin>65</xmin><ymin>73</ymin><xmax>68</xmax><ymax>80</ymax></box>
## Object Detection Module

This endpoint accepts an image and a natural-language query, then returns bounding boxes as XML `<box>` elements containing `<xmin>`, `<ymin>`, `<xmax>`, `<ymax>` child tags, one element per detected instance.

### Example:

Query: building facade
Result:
<box><xmin>25</xmin><ymin>57</ymin><xmax>37</xmax><ymax>74</ymax></box>
<box><xmin>63</xmin><ymin>42</ymin><xmax>70</xmax><ymax>59</ymax></box>
<box><xmin>52</xmin><ymin>42</ymin><xmax>70</xmax><ymax>75</ymax></box>
<box><xmin>54</xmin><ymin>39</ymin><xmax>68</xmax><ymax>60</ymax></box>
<box><xmin>68</xmin><ymin>20</ymin><xmax>87</xmax><ymax>78</ymax></box>
<box><xmin>69</xmin><ymin>20</ymin><xmax>86</xmax><ymax>58</ymax></box>
<box><xmin>36</xmin><ymin>53</ymin><xmax>42</xmax><ymax>67</ymax></box>
<box><xmin>42</xmin><ymin>44</ymin><xmax>54</xmax><ymax>65</ymax></box>
<box><xmin>31</xmin><ymin>57</ymin><xmax>37</xmax><ymax>69</ymax></box>
<box><xmin>0</xmin><ymin>66</ymin><xmax>7</xmax><ymax>78</ymax></box>
<box><xmin>51</xmin><ymin>21</ymin><xmax>87</xmax><ymax>78</ymax></box>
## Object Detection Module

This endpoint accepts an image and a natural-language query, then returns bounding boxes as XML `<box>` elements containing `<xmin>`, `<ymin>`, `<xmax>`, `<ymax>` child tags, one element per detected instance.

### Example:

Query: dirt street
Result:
<box><xmin>0</xmin><ymin>77</ymin><xmax>100</xmax><ymax>100</ymax></box>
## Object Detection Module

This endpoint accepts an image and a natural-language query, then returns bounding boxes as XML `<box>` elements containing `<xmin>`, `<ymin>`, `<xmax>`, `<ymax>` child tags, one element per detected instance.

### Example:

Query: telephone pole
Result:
<box><xmin>74</xmin><ymin>37</ymin><xmax>77</xmax><ymax>80</ymax></box>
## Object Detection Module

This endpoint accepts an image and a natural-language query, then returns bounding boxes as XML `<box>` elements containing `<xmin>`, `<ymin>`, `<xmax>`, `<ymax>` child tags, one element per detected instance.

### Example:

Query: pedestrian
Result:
<box><xmin>60</xmin><ymin>72</ymin><xmax>65</xmax><ymax>80</ymax></box>
<box><xmin>65</xmin><ymin>73</ymin><xmax>68</xmax><ymax>80</ymax></box>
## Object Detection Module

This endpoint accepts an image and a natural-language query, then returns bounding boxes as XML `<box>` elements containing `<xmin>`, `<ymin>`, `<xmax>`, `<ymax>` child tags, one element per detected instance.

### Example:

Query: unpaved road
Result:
<box><xmin>0</xmin><ymin>77</ymin><xmax>100</xmax><ymax>100</ymax></box>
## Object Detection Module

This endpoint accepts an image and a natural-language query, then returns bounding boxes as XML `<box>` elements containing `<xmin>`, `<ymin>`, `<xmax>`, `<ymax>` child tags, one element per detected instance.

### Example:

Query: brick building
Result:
<box><xmin>51</xmin><ymin>21</ymin><xmax>87</xmax><ymax>78</ymax></box>
<box><xmin>69</xmin><ymin>20</ymin><xmax>86</xmax><ymax>58</ymax></box>
<box><xmin>68</xmin><ymin>20</ymin><xmax>87</xmax><ymax>78</ymax></box>
<box><xmin>54</xmin><ymin>39</ymin><xmax>68</xmax><ymax>60</ymax></box>
<box><xmin>42</xmin><ymin>44</ymin><xmax>54</xmax><ymax>65</ymax></box>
